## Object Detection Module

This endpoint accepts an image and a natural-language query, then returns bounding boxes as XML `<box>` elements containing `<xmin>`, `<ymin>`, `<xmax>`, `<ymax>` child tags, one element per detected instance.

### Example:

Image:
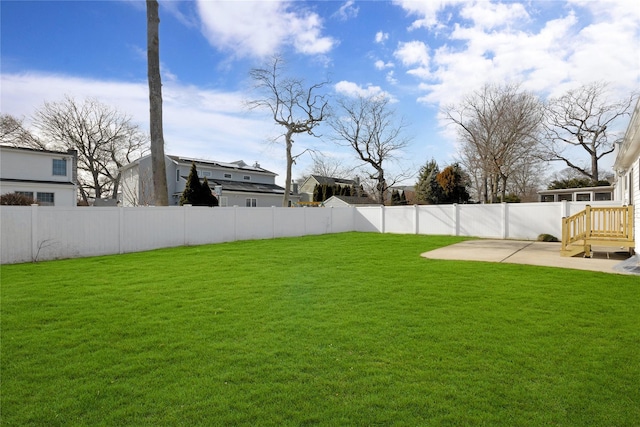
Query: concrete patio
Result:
<box><xmin>421</xmin><ymin>240</ymin><xmax>640</xmax><ymax>275</ymax></box>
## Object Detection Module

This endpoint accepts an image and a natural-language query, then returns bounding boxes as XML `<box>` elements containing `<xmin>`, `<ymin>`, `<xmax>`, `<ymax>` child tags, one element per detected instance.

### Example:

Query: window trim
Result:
<box><xmin>36</xmin><ymin>192</ymin><xmax>55</xmax><ymax>206</ymax></box>
<box><xmin>52</xmin><ymin>159</ymin><xmax>67</xmax><ymax>176</ymax></box>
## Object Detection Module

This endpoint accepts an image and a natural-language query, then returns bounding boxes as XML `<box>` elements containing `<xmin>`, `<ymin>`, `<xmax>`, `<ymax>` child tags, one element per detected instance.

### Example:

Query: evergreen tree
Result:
<box><xmin>313</xmin><ymin>184</ymin><xmax>321</xmax><ymax>202</ymax></box>
<box><xmin>198</xmin><ymin>177</ymin><xmax>219</xmax><ymax>207</ymax></box>
<box><xmin>437</xmin><ymin>164</ymin><xmax>470</xmax><ymax>204</ymax></box>
<box><xmin>391</xmin><ymin>189</ymin><xmax>401</xmax><ymax>205</ymax></box>
<box><xmin>400</xmin><ymin>190</ymin><xmax>407</xmax><ymax>205</ymax></box>
<box><xmin>180</xmin><ymin>163</ymin><xmax>201</xmax><ymax>206</ymax></box>
<box><xmin>416</xmin><ymin>159</ymin><xmax>444</xmax><ymax>204</ymax></box>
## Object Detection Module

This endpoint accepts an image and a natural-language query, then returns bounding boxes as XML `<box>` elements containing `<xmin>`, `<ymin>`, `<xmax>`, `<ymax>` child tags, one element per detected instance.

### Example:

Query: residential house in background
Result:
<box><xmin>298</xmin><ymin>175</ymin><xmax>359</xmax><ymax>202</ymax></box>
<box><xmin>613</xmin><ymin>97</ymin><xmax>639</xmax><ymax>245</ymax></box>
<box><xmin>322</xmin><ymin>195</ymin><xmax>380</xmax><ymax>207</ymax></box>
<box><xmin>0</xmin><ymin>145</ymin><xmax>78</xmax><ymax>206</ymax></box>
<box><xmin>537</xmin><ymin>185</ymin><xmax>614</xmax><ymax>203</ymax></box>
<box><xmin>120</xmin><ymin>154</ymin><xmax>299</xmax><ymax>207</ymax></box>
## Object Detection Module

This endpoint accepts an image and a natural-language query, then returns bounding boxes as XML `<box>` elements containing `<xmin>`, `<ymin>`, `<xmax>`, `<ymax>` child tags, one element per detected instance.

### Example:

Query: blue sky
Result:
<box><xmin>2</xmin><ymin>0</ymin><xmax>639</xmax><ymax>186</ymax></box>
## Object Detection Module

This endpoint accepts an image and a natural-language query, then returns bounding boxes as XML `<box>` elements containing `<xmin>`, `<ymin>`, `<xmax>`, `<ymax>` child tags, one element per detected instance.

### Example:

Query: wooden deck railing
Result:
<box><xmin>561</xmin><ymin>205</ymin><xmax>635</xmax><ymax>257</ymax></box>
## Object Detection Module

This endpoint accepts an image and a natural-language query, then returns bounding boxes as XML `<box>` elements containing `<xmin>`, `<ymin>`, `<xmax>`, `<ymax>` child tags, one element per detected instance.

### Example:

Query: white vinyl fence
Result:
<box><xmin>1</xmin><ymin>200</ymin><xmax>621</xmax><ymax>264</ymax></box>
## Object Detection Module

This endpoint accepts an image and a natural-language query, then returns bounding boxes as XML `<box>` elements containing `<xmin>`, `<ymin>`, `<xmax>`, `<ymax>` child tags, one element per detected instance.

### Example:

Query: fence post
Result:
<box><xmin>502</xmin><ymin>202</ymin><xmax>509</xmax><ymax>239</ymax></box>
<box><xmin>452</xmin><ymin>203</ymin><xmax>459</xmax><ymax>236</ymax></box>
<box><xmin>414</xmin><ymin>204</ymin><xmax>419</xmax><ymax>234</ymax></box>
<box><xmin>272</xmin><ymin>206</ymin><xmax>277</xmax><ymax>238</ymax></box>
<box><xmin>330</xmin><ymin>206</ymin><xmax>334</xmax><ymax>234</ymax></box>
<box><xmin>380</xmin><ymin>205</ymin><xmax>385</xmax><ymax>234</ymax></box>
<box><xmin>119</xmin><ymin>206</ymin><xmax>125</xmax><ymax>254</ymax></box>
<box><xmin>233</xmin><ymin>205</ymin><xmax>238</xmax><ymax>241</ymax></box>
<box><xmin>31</xmin><ymin>204</ymin><xmax>38</xmax><ymax>261</ymax></box>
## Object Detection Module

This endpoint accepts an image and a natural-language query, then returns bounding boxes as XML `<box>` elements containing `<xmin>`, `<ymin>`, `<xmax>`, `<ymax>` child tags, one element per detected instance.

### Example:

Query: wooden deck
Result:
<box><xmin>561</xmin><ymin>205</ymin><xmax>635</xmax><ymax>257</ymax></box>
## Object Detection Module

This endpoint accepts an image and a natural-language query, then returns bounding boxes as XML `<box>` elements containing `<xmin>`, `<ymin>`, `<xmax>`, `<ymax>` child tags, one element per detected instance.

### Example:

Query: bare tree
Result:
<box><xmin>32</xmin><ymin>96</ymin><xmax>148</xmax><ymax>204</ymax></box>
<box><xmin>541</xmin><ymin>81</ymin><xmax>636</xmax><ymax>182</ymax></box>
<box><xmin>330</xmin><ymin>94</ymin><xmax>411</xmax><ymax>204</ymax></box>
<box><xmin>146</xmin><ymin>0</ymin><xmax>169</xmax><ymax>206</ymax></box>
<box><xmin>444</xmin><ymin>83</ymin><xmax>544</xmax><ymax>203</ymax></box>
<box><xmin>0</xmin><ymin>114</ymin><xmax>46</xmax><ymax>149</ymax></box>
<box><xmin>247</xmin><ymin>56</ymin><xmax>329</xmax><ymax>207</ymax></box>
<box><xmin>305</xmin><ymin>152</ymin><xmax>355</xmax><ymax>179</ymax></box>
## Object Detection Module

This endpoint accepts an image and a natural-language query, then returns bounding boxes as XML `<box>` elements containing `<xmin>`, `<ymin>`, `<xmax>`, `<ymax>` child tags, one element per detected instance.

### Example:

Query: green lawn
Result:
<box><xmin>1</xmin><ymin>232</ymin><xmax>639</xmax><ymax>426</ymax></box>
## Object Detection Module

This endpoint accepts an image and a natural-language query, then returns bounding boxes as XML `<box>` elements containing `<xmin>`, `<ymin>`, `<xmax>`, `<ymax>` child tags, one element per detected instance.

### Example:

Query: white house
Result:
<box><xmin>120</xmin><ymin>154</ymin><xmax>300</xmax><ymax>207</ymax></box>
<box><xmin>613</xmin><ymin>98</ymin><xmax>640</xmax><ymax>245</ymax></box>
<box><xmin>0</xmin><ymin>145</ymin><xmax>78</xmax><ymax>206</ymax></box>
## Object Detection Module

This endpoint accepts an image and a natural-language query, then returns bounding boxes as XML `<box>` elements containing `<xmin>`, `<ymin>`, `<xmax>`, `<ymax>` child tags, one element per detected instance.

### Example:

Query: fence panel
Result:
<box><xmin>38</xmin><ymin>207</ymin><xmax>121</xmax><ymax>260</ymax></box>
<box><xmin>234</xmin><ymin>207</ymin><xmax>274</xmax><ymax>241</ymax></box>
<box><xmin>417</xmin><ymin>205</ymin><xmax>455</xmax><ymax>235</ymax></box>
<box><xmin>273</xmin><ymin>207</ymin><xmax>307</xmax><ymax>238</ymax></box>
<box><xmin>330</xmin><ymin>207</ymin><xmax>355</xmax><ymax>233</ymax></box>
<box><xmin>122</xmin><ymin>207</ymin><xmax>185</xmax><ymax>253</ymax></box>
<box><xmin>507</xmin><ymin>203</ymin><xmax>562</xmax><ymax>239</ymax></box>
<box><xmin>1</xmin><ymin>206</ymin><xmax>33</xmax><ymax>264</ymax></box>
<box><xmin>355</xmin><ymin>206</ymin><xmax>382</xmax><ymax>232</ymax></box>
<box><xmin>385</xmin><ymin>206</ymin><xmax>415</xmax><ymax>234</ymax></box>
<box><xmin>458</xmin><ymin>204</ymin><xmax>502</xmax><ymax>238</ymax></box>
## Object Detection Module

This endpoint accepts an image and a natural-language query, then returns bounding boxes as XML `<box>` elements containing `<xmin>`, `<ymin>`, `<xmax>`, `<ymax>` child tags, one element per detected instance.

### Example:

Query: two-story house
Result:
<box><xmin>120</xmin><ymin>154</ymin><xmax>299</xmax><ymax>207</ymax></box>
<box><xmin>0</xmin><ymin>145</ymin><xmax>78</xmax><ymax>206</ymax></box>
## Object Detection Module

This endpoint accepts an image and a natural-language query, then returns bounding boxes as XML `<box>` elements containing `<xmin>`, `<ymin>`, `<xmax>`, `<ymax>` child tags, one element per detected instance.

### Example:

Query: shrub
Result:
<box><xmin>0</xmin><ymin>192</ymin><xmax>37</xmax><ymax>206</ymax></box>
<box><xmin>537</xmin><ymin>233</ymin><xmax>559</xmax><ymax>242</ymax></box>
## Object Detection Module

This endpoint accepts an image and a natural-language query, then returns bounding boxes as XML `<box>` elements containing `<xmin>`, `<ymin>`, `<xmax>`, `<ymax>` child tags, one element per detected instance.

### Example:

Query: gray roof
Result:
<box><xmin>310</xmin><ymin>175</ymin><xmax>357</xmax><ymax>186</ymax></box>
<box><xmin>169</xmin><ymin>155</ymin><xmax>276</xmax><ymax>176</ymax></box>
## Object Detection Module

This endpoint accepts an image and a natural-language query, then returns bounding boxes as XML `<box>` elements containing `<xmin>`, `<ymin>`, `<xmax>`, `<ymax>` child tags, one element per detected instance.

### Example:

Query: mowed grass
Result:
<box><xmin>1</xmin><ymin>232</ymin><xmax>639</xmax><ymax>426</ymax></box>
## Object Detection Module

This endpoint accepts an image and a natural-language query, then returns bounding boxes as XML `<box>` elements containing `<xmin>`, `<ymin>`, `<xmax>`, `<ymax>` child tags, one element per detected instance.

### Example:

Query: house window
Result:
<box><xmin>176</xmin><ymin>169</ymin><xmax>180</xmax><ymax>182</ymax></box>
<box><xmin>594</xmin><ymin>192</ymin><xmax>612</xmax><ymax>201</ymax></box>
<box><xmin>16</xmin><ymin>191</ymin><xmax>34</xmax><ymax>200</ymax></box>
<box><xmin>540</xmin><ymin>195</ymin><xmax>554</xmax><ymax>203</ymax></box>
<box><xmin>246</xmin><ymin>198</ymin><xmax>257</xmax><ymax>207</ymax></box>
<box><xmin>37</xmin><ymin>192</ymin><xmax>55</xmax><ymax>206</ymax></box>
<box><xmin>219</xmin><ymin>196</ymin><xmax>228</xmax><ymax>207</ymax></box>
<box><xmin>575</xmin><ymin>193</ymin><xmax>590</xmax><ymax>202</ymax></box>
<box><xmin>52</xmin><ymin>159</ymin><xmax>67</xmax><ymax>176</ymax></box>
<box><xmin>243</xmin><ymin>175</ymin><xmax>251</xmax><ymax>181</ymax></box>
<box><xmin>198</xmin><ymin>170</ymin><xmax>212</xmax><ymax>177</ymax></box>
<box><xmin>224</xmin><ymin>173</ymin><xmax>232</xmax><ymax>179</ymax></box>
<box><xmin>558</xmin><ymin>193</ymin><xmax>572</xmax><ymax>201</ymax></box>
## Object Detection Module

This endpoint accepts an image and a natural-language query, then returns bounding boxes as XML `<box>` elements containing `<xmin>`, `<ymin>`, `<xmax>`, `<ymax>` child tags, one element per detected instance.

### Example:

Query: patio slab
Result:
<box><xmin>421</xmin><ymin>240</ymin><xmax>638</xmax><ymax>275</ymax></box>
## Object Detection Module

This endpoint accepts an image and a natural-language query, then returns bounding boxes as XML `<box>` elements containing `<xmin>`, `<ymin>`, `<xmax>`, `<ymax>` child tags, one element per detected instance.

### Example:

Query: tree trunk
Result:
<box><xmin>283</xmin><ymin>132</ymin><xmax>293</xmax><ymax>207</ymax></box>
<box><xmin>146</xmin><ymin>0</ymin><xmax>169</xmax><ymax>206</ymax></box>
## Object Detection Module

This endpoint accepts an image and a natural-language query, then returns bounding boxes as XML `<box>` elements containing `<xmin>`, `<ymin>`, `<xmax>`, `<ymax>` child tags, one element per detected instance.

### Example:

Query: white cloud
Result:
<box><xmin>375</xmin><ymin>31</ymin><xmax>389</xmax><ymax>43</ymax></box>
<box><xmin>374</xmin><ymin>60</ymin><xmax>394</xmax><ymax>70</ymax></box>
<box><xmin>334</xmin><ymin>80</ymin><xmax>396</xmax><ymax>101</ymax></box>
<box><xmin>394</xmin><ymin>41</ymin><xmax>431</xmax><ymax>79</ymax></box>
<box><xmin>386</xmin><ymin>71</ymin><xmax>398</xmax><ymax>85</ymax></box>
<box><xmin>392</xmin><ymin>0</ymin><xmax>468</xmax><ymax>30</ymax></box>
<box><xmin>459</xmin><ymin>2</ymin><xmax>529</xmax><ymax>30</ymax></box>
<box><xmin>397</xmin><ymin>2</ymin><xmax>638</xmax><ymax>108</ymax></box>
<box><xmin>196</xmin><ymin>0</ymin><xmax>335</xmax><ymax>58</ymax></box>
<box><xmin>0</xmin><ymin>72</ymin><xmax>300</xmax><ymax>184</ymax></box>
<box><xmin>334</xmin><ymin>0</ymin><xmax>359</xmax><ymax>20</ymax></box>
<box><xmin>394</xmin><ymin>41</ymin><xmax>430</xmax><ymax>67</ymax></box>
